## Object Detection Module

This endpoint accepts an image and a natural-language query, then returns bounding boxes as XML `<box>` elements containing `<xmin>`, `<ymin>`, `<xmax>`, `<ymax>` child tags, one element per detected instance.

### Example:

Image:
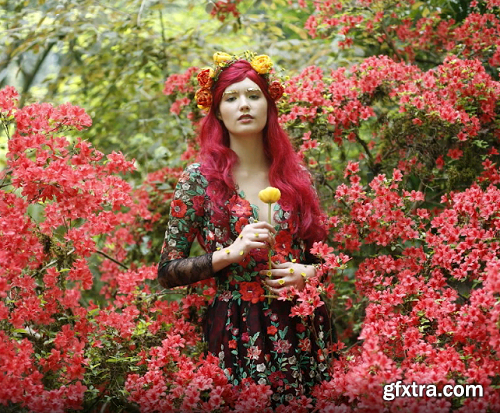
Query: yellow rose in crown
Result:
<box><xmin>258</xmin><ymin>186</ymin><xmax>281</xmax><ymax>204</ymax></box>
<box><xmin>213</xmin><ymin>52</ymin><xmax>233</xmax><ymax>66</ymax></box>
<box><xmin>251</xmin><ymin>55</ymin><xmax>273</xmax><ymax>74</ymax></box>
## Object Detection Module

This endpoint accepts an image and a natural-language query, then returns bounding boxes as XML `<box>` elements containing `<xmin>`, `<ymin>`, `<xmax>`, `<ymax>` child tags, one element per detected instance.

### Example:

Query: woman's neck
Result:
<box><xmin>230</xmin><ymin>134</ymin><xmax>269</xmax><ymax>172</ymax></box>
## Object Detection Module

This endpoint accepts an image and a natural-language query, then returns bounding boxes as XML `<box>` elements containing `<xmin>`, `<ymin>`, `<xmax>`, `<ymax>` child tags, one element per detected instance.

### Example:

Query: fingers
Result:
<box><xmin>263</xmin><ymin>266</ymin><xmax>297</xmax><ymax>278</ymax></box>
<box><xmin>246</xmin><ymin>221</ymin><xmax>277</xmax><ymax>233</ymax></box>
<box><xmin>263</xmin><ymin>276</ymin><xmax>286</xmax><ymax>295</ymax></box>
<box><xmin>271</xmin><ymin>260</ymin><xmax>290</xmax><ymax>269</ymax></box>
<box><xmin>265</xmin><ymin>276</ymin><xmax>289</xmax><ymax>288</ymax></box>
<box><xmin>239</xmin><ymin>223</ymin><xmax>275</xmax><ymax>247</ymax></box>
<box><xmin>264</xmin><ymin>276</ymin><xmax>302</xmax><ymax>295</ymax></box>
<box><xmin>261</xmin><ymin>264</ymin><xmax>307</xmax><ymax>293</ymax></box>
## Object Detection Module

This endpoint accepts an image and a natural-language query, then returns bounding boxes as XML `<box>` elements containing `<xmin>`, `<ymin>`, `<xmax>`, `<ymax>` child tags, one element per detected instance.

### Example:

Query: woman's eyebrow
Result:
<box><xmin>222</xmin><ymin>87</ymin><xmax>262</xmax><ymax>97</ymax></box>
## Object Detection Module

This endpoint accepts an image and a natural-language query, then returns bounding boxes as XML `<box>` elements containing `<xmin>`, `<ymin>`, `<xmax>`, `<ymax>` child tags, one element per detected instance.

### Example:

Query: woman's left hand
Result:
<box><xmin>261</xmin><ymin>261</ymin><xmax>315</xmax><ymax>295</ymax></box>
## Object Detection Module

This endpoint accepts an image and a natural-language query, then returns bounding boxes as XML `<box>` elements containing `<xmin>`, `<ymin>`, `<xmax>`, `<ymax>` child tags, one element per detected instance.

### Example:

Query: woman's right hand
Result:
<box><xmin>212</xmin><ymin>221</ymin><xmax>276</xmax><ymax>271</ymax></box>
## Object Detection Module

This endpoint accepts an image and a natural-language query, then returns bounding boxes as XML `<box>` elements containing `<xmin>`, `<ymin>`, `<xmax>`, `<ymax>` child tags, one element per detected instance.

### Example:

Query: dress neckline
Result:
<box><xmin>235</xmin><ymin>186</ymin><xmax>280</xmax><ymax>228</ymax></box>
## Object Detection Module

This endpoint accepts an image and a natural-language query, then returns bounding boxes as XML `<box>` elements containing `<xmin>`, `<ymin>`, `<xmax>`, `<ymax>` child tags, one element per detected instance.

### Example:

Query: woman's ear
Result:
<box><xmin>216</xmin><ymin>112</ymin><xmax>222</xmax><ymax>120</ymax></box>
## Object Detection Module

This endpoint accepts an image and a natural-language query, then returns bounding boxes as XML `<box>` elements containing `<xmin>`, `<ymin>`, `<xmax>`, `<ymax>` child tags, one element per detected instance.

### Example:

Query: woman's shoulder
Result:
<box><xmin>184</xmin><ymin>162</ymin><xmax>202</xmax><ymax>174</ymax></box>
<box><xmin>180</xmin><ymin>162</ymin><xmax>208</xmax><ymax>187</ymax></box>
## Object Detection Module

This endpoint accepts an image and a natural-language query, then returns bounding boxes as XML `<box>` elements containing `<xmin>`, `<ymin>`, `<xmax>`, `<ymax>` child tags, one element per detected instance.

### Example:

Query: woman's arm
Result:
<box><xmin>157</xmin><ymin>164</ymin><xmax>213</xmax><ymax>289</ymax></box>
<box><xmin>158</xmin><ymin>253</ymin><xmax>214</xmax><ymax>289</ymax></box>
<box><xmin>158</xmin><ymin>164</ymin><xmax>276</xmax><ymax>289</ymax></box>
<box><xmin>159</xmin><ymin>220</ymin><xmax>277</xmax><ymax>288</ymax></box>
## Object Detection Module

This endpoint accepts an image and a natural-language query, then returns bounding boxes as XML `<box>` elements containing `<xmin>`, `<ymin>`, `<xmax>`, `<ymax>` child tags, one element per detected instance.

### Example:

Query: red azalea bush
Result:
<box><xmin>312</xmin><ymin>167</ymin><xmax>500</xmax><ymax>412</ymax></box>
<box><xmin>0</xmin><ymin>86</ymin><xmax>210</xmax><ymax>411</ymax></box>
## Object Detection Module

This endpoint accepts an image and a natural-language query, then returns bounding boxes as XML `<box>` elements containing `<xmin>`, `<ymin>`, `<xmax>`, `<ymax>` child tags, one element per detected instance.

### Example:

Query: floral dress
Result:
<box><xmin>158</xmin><ymin>163</ymin><xmax>335</xmax><ymax>405</ymax></box>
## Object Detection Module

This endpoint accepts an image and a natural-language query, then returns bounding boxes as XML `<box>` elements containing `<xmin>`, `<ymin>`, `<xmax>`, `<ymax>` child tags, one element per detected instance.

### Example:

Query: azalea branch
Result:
<box><xmin>39</xmin><ymin>259</ymin><xmax>59</xmax><ymax>272</ymax></box>
<box><xmin>96</xmin><ymin>250</ymin><xmax>129</xmax><ymax>270</ymax></box>
<box><xmin>0</xmin><ymin>169</ymin><xmax>12</xmax><ymax>189</ymax></box>
<box><xmin>378</xmin><ymin>18</ymin><xmax>405</xmax><ymax>62</ymax></box>
<box><xmin>155</xmin><ymin>288</ymin><xmax>190</xmax><ymax>295</ymax></box>
<box><xmin>353</xmin><ymin>132</ymin><xmax>375</xmax><ymax>168</ymax></box>
<box><xmin>1</xmin><ymin>117</ymin><xmax>11</xmax><ymax>139</ymax></box>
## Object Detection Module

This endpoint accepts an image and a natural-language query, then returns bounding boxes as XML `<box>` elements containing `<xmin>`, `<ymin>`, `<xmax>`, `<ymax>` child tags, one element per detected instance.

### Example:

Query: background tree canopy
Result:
<box><xmin>1</xmin><ymin>0</ymin><xmax>336</xmax><ymax>173</ymax></box>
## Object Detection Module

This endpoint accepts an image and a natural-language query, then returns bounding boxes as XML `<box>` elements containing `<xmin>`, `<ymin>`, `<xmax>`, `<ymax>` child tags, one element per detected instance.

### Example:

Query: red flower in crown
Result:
<box><xmin>269</xmin><ymin>81</ymin><xmax>284</xmax><ymax>101</ymax></box>
<box><xmin>197</xmin><ymin>68</ymin><xmax>215</xmax><ymax>88</ymax></box>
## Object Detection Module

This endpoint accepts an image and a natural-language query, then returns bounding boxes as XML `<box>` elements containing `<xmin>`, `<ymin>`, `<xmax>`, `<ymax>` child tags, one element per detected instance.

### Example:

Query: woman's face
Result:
<box><xmin>218</xmin><ymin>77</ymin><xmax>268</xmax><ymax>140</ymax></box>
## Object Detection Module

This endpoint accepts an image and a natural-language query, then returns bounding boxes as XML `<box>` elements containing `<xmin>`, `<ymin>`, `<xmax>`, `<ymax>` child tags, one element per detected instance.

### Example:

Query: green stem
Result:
<box><xmin>268</xmin><ymin>203</ymin><xmax>272</xmax><ymax>269</ymax></box>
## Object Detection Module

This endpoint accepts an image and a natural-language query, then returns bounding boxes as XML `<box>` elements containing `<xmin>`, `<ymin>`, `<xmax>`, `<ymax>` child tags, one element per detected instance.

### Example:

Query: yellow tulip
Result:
<box><xmin>258</xmin><ymin>186</ymin><xmax>281</xmax><ymax>204</ymax></box>
<box><xmin>213</xmin><ymin>52</ymin><xmax>233</xmax><ymax>66</ymax></box>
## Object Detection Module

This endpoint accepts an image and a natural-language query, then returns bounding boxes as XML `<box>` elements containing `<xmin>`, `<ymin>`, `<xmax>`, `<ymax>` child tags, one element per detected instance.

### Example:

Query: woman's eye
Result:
<box><xmin>249</xmin><ymin>94</ymin><xmax>260</xmax><ymax>100</ymax></box>
<box><xmin>225</xmin><ymin>96</ymin><xmax>236</xmax><ymax>102</ymax></box>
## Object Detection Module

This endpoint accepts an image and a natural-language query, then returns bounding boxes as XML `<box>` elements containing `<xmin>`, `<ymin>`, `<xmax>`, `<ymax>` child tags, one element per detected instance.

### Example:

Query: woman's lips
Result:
<box><xmin>238</xmin><ymin>115</ymin><xmax>254</xmax><ymax>123</ymax></box>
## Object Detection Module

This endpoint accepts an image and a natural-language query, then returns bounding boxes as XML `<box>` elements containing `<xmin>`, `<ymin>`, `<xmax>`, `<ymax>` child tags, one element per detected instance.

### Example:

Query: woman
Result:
<box><xmin>158</xmin><ymin>53</ymin><xmax>334</xmax><ymax>405</ymax></box>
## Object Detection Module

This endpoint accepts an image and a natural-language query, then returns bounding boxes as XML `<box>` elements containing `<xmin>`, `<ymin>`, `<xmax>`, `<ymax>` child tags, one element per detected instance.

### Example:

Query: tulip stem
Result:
<box><xmin>268</xmin><ymin>203</ymin><xmax>272</xmax><ymax>270</ymax></box>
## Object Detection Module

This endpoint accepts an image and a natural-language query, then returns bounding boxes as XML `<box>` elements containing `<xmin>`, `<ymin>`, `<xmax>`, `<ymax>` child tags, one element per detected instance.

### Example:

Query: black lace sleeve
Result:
<box><xmin>157</xmin><ymin>164</ymin><xmax>214</xmax><ymax>289</ymax></box>
<box><xmin>158</xmin><ymin>253</ymin><xmax>214</xmax><ymax>289</ymax></box>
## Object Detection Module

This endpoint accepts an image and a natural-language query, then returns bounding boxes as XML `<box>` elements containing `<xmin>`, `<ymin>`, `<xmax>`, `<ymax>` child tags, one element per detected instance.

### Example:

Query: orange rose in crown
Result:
<box><xmin>197</xmin><ymin>67</ymin><xmax>215</xmax><ymax>88</ymax></box>
<box><xmin>195</xmin><ymin>88</ymin><xmax>212</xmax><ymax>110</ymax></box>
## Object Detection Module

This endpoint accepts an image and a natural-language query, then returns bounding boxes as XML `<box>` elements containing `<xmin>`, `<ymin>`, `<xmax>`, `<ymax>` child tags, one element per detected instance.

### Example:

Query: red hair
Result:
<box><xmin>198</xmin><ymin>60</ymin><xmax>326</xmax><ymax>247</ymax></box>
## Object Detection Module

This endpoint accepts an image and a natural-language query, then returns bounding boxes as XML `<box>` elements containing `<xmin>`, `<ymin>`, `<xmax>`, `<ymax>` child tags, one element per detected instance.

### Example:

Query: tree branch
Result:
<box><xmin>19</xmin><ymin>41</ymin><xmax>56</xmax><ymax>107</ymax></box>
<box><xmin>137</xmin><ymin>0</ymin><xmax>147</xmax><ymax>26</ymax></box>
<box><xmin>378</xmin><ymin>19</ymin><xmax>405</xmax><ymax>62</ymax></box>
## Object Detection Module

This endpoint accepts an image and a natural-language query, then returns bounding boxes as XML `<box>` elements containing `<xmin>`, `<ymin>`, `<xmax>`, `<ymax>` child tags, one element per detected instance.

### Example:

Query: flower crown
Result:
<box><xmin>195</xmin><ymin>51</ymin><xmax>285</xmax><ymax>110</ymax></box>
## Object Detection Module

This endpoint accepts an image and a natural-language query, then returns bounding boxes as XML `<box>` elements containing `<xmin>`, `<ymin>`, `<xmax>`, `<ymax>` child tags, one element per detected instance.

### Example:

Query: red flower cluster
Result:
<box><xmin>307</xmin><ymin>163</ymin><xmax>500</xmax><ymax>411</ymax></box>
<box><xmin>298</xmin><ymin>0</ymin><xmax>500</xmax><ymax>67</ymax></box>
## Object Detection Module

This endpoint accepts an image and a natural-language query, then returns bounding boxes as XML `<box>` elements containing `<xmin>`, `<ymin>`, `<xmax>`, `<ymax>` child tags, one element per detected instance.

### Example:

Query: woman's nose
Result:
<box><xmin>239</xmin><ymin>97</ymin><xmax>250</xmax><ymax>111</ymax></box>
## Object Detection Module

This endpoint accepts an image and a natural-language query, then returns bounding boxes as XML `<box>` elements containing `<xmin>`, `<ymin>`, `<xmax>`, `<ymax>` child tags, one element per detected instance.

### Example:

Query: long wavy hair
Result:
<box><xmin>199</xmin><ymin>60</ymin><xmax>326</xmax><ymax>247</ymax></box>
